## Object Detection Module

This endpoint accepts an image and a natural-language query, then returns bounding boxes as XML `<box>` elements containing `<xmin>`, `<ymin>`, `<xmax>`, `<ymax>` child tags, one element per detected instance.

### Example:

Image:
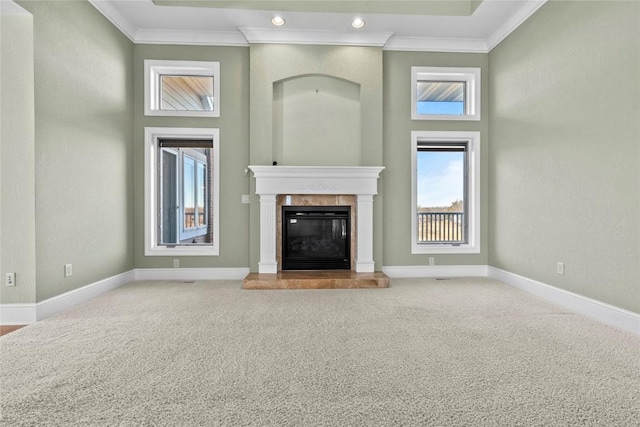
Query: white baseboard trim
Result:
<box><xmin>0</xmin><ymin>303</ymin><xmax>37</xmax><ymax>325</ymax></box>
<box><xmin>0</xmin><ymin>270</ymin><xmax>136</xmax><ymax>325</ymax></box>
<box><xmin>0</xmin><ymin>268</ymin><xmax>251</xmax><ymax>325</ymax></box>
<box><xmin>133</xmin><ymin>267</ymin><xmax>250</xmax><ymax>281</ymax></box>
<box><xmin>382</xmin><ymin>265</ymin><xmax>488</xmax><ymax>278</ymax></box>
<box><xmin>488</xmin><ymin>266</ymin><xmax>640</xmax><ymax>336</ymax></box>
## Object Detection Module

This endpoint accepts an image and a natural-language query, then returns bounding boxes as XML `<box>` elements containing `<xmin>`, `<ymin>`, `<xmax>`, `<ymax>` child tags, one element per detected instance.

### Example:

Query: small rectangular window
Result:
<box><xmin>411</xmin><ymin>67</ymin><xmax>480</xmax><ymax>121</ymax></box>
<box><xmin>145</xmin><ymin>60</ymin><xmax>220</xmax><ymax>117</ymax></box>
<box><xmin>416</xmin><ymin>81</ymin><xmax>465</xmax><ymax>115</ymax></box>
<box><xmin>160</xmin><ymin>75</ymin><xmax>215</xmax><ymax>112</ymax></box>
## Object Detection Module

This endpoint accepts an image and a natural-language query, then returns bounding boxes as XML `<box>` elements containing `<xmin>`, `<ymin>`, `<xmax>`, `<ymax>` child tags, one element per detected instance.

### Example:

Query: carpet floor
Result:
<box><xmin>1</xmin><ymin>277</ymin><xmax>639</xmax><ymax>426</ymax></box>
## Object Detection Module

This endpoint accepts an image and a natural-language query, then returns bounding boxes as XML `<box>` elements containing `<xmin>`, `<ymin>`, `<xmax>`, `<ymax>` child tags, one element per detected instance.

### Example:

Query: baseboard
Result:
<box><xmin>0</xmin><ymin>270</ymin><xmax>135</xmax><ymax>325</ymax></box>
<box><xmin>382</xmin><ymin>264</ymin><xmax>488</xmax><ymax>278</ymax></box>
<box><xmin>0</xmin><ymin>303</ymin><xmax>37</xmax><ymax>325</ymax></box>
<box><xmin>488</xmin><ymin>266</ymin><xmax>640</xmax><ymax>336</ymax></box>
<box><xmin>1</xmin><ymin>268</ymin><xmax>250</xmax><ymax>325</ymax></box>
<box><xmin>133</xmin><ymin>267</ymin><xmax>250</xmax><ymax>281</ymax></box>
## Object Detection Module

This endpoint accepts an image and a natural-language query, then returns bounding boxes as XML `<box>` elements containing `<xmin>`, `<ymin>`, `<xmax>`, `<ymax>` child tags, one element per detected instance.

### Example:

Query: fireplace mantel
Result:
<box><xmin>249</xmin><ymin>166</ymin><xmax>384</xmax><ymax>274</ymax></box>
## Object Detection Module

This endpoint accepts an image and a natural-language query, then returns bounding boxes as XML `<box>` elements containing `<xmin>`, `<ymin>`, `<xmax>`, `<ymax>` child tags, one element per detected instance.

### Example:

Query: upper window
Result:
<box><xmin>145</xmin><ymin>127</ymin><xmax>220</xmax><ymax>256</ymax></box>
<box><xmin>144</xmin><ymin>60</ymin><xmax>220</xmax><ymax>117</ymax></box>
<box><xmin>411</xmin><ymin>67</ymin><xmax>480</xmax><ymax>121</ymax></box>
<box><xmin>411</xmin><ymin>131</ymin><xmax>480</xmax><ymax>254</ymax></box>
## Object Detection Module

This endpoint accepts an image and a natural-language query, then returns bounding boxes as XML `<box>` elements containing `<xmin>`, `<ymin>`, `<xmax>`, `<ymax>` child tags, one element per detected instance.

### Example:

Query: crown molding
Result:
<box><xmin>384</xmin><ymin>36</ymin><xmax>488</xmax><ymax>53</ymax></box>
<box><xmin>239</xmin><ymin>28</ymin><xmax>394</xmax><ymax>47</ymax></box>
<box><xmin>485</xmin><ymin>0</ymin><xmax>548</xmax><ymax>51</ymax></box>
<box><xmin>88</xmin><ymin>0</ymin><xmax>136</xmax><ymax>42</ymax></box>
<box><xmin>136</xmin><ymin>29</ymin><xmax>249</xmax><ymax>46</ymax></box>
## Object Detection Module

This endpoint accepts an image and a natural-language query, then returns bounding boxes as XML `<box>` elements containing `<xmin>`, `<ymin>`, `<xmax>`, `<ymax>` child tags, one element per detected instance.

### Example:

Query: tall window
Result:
<box><xmin>411</xmin><ymin>131</ymin><xmax>480</xmax><ymax>254</ymax></box>
<box><xmin>145</xmin><ymin>127</ymin><xmax>220</xmax><ymax>256</ymax></box>
<box><xmin>159</xmin><ymin>141</ymin><xmax>210</xmax><ymax>244</ymax></box>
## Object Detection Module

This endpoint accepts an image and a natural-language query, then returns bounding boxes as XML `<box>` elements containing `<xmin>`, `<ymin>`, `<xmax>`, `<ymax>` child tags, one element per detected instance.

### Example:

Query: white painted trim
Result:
<box><xmin>88</xmin><ymin>0</ymin><xmax>136</xmax><ymax>42</ymax></box>
<box><xmin>383</xmin><ymin>265</ymin><xmax>488</xmax><ymax>278</ymax></box>
<box><xmin>384</xmin><ymin>37</ymin><xmax>487</xmax><ymax>53</ymax></box>
<box><xmin>0</xmin><ymin>268</ymin><xmax>250</xmax><ymax>325</ymax></box>
<box><xmin>144</xmin><ymin>60</ymin><xmax>220</xmax><ymax>118</ymax></box>
<box><xmin>136</xmin><ymin>29</ymin><xmax>249</xmax><ymax>47</ymax></box>
<box><xmin>410</xmin><ymin>131</ymin><xmax>481</xmax><ymax>254</ymax></box>
<box><xmin>239</xmin><ymin>28</ymin><xmax>394</xmax><ymax>47</ymax></box>
<box><xmin>0</xmin><ymin>270</ymin><xmax>135</xmax><ymax>325</ymax></box>
<box><xmin>0</xmin><ymin>303</ymin><xmax>37</xmax><ymax>325</ymax></box>
<box><xmin>485</xmin><ymin>0</ymin><xmax>548</xmax><ymax>51</ymax></box>
<box><xmin>488</xmin><ymin>266</ymin><xmax>640</xmax><ymax>336</ymax></box>
<box><xmin>37</xmin><ymin>271</ymin><xmax>135</xmax><ymax>321</ymax></box>
<box><xmin>411</xmin><ymin>67</ymin><xmax>481</xmax><ymax>121</ymax></box>
<box><xmin>144</xmin><ymin>127</ymin><xmax>220</xmax><ymax>257</ymax></box>
<box><xmin>133</xmin><ymin>268</ymin><xmax>250</xmax><ymax>281</ymax></box>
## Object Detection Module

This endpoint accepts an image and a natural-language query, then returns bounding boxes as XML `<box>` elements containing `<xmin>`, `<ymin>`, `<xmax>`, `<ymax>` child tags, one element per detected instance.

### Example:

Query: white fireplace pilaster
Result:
<box><xmin>258</xmin><ymin>194</ymin><xmax>278</xmax><ymax>274</ymax></box>
<box><xmin>356</xmin><ymin>194</ymin><xmax>375</xmax><ymax>273</ymax></box>
<box><xmin>249</xmin><ymin>166</ymin><xmax>384</xmax><ymax>274</ymax></box>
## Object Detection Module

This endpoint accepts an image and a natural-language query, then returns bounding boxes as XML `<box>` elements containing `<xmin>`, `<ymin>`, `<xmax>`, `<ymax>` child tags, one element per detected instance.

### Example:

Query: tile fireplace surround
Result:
<box><xmin>248</xmin><ymin>166</ymin><xmax>385</xmax><ymax>275</ymax></box>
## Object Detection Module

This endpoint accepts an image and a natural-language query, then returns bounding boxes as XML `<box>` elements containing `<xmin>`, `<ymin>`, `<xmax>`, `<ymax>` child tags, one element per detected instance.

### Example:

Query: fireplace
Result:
<box><xmin>282</xmin><ymin>206</ymin><xmax>350</xmax><ymax>270</ymax></box>
<box><xmin>248</xmin><ymin>166</ymin><xmax>384</xmax><ymax>274</ymax></box>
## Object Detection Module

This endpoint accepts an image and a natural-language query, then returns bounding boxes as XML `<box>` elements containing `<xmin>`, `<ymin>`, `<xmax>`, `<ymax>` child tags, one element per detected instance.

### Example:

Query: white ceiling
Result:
<box><xmin>89</xmin><ymin>0</ymin><xmax>547</xmax><ymax>52</ymax></box>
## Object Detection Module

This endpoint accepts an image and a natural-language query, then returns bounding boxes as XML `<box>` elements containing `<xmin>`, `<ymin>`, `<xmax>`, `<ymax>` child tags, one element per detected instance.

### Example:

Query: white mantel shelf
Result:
<box><xmin>249</xmin><ymin>165</ymin><xmax>385</xmax><ymax>274</ymax></box>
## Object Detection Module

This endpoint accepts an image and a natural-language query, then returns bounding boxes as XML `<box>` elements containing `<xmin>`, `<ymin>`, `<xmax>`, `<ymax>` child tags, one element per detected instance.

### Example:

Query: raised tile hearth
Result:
<box><xmin>243</xmin><ymin>270</ymin><xmax>390</xmax><ymax>290</ymax></box>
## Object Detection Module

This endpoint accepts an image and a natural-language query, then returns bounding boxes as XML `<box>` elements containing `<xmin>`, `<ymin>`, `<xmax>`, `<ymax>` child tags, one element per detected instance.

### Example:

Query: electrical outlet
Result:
<box><xmin>173</xmin><ymin>259</ymin><xmax>179</xmax><ymax>268</ymax></box>
<box><xmin>556</xmin><ymin>262</ymin><xmax>565</xmax><ymax>275</ymax></box>
<box><xmin>64</xmin><ymin>264</ymin><xmax>73</xmax><ymax>277</ymax></box>
<box><xmin>241</xmin><ymin>195</ymin><xmax>250</xmax><ymax>204</ymax></box>
<box><xmin>428</xmin><ymin>257</ymin><xmax>435</xmax><ymax>266</ymax></box>
<box><xmin>5</xmin><ymin>273</ymin><xmax>16</xmax><ymax>287</ymax></box>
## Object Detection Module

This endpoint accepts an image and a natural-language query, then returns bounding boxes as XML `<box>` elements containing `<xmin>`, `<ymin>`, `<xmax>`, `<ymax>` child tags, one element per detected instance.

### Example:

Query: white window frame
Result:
<box><xmin>411</xmin><ymin>131</ymin><xmax>480</xmax><ymax>254</ymax></box>
<box><xmin>144</xmin><ymin>59</ymin><xmax>220</xmax><ymax>117</ymax></box>
<box><xmin>145</xmin><ymin>127</ymin><xmax>220</xmax><ymax>256</ymax></box>
<box><xmin>411</xmin><ymin>66</ymin><xmax>480</xmax><ymax>121</ymax></box>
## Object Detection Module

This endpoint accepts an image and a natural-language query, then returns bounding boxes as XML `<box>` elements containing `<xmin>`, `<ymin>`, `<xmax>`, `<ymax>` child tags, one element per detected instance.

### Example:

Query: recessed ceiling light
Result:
<box><xmin>351</xmin><ymin>17</ymin><xmax>365</xmax><ymax>29</ymax></box>
<box><xmin>271</xmin><ymin>16</ymin><xmax>285</xmax><ymax>26</ymax></box>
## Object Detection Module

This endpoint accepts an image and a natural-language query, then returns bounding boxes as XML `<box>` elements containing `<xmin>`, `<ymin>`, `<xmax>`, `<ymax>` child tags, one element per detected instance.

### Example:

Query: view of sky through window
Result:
<box><xmin>417</xmin><ymin>151</ymin><xmax>464</xmax><ymax>209</ymax></box>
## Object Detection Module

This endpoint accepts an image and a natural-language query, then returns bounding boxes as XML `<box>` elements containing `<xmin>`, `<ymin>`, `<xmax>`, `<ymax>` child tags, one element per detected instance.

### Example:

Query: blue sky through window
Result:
<box><xmin>417</xmin><ymin>151</ymin><xmax>464</xmax><ymax>208</ymax></box>
<box><xmin>417</xmin><ymin>101</ymin><xmax>464</xmax><ymax>115</ymax></box>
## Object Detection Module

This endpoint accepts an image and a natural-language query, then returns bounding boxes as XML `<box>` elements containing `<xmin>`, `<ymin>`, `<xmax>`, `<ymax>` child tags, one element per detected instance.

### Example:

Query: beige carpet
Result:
<box><xmin>1</xmin><ymin>278</ymin><xmax>639</xmax><ymax>426</ymax></box>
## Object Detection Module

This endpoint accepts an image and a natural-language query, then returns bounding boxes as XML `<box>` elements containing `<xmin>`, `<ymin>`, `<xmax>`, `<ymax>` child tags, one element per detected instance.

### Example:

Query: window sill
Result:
<box><xmin>145</xmin><ymin>245</ymin><xmax>219</xmax><ymax>257</ymax></box>
<box><xmin>411</xmin><ymin>243</ymin><xmax>480</xmax><ymax>255</ymax></box>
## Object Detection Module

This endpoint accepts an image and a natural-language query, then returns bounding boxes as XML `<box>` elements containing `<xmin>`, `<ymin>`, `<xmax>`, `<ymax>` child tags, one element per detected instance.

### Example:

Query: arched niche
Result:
<box><xmin>272</xmin><ymin>74</ymin><xmax>361</xmax><ymax>166</ymax></box>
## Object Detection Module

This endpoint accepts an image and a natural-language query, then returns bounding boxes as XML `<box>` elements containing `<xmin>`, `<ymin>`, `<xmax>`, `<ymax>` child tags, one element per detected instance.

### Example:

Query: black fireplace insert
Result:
<box><xmin>282</xmin><ymin>206</ymin><xmax>350</xmax><ymax>270</ymax></box>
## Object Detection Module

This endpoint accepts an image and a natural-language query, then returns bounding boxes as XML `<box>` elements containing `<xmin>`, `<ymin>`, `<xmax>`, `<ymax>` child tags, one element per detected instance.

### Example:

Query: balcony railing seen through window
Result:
<box><xmin>417</xmin><ymin>212</ymin><xmax>464</xmax><ymax>243</ymax></box>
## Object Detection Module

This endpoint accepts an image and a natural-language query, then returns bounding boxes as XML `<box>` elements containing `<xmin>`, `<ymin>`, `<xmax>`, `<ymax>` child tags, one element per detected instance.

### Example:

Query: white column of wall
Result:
<box><xmin>356</xmin><ymin>194</ymin><xmax>375</xmax><ymax>273</ymax></box>
<box><xmin>258</xmin><ymin>194</ymin><xmax>278</xmax><ymax>274</ymax></box>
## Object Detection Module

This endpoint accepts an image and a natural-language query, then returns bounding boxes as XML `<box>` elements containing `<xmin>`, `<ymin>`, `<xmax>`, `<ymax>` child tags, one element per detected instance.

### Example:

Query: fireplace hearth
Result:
<box><xmin>282</xmin><ymin>206</ymin><xmax>350</xmax><ymax>270</ymax></box>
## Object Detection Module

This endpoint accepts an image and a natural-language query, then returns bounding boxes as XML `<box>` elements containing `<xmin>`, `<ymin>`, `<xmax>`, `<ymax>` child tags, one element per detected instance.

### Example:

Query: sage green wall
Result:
<box><xmin>489</xmin><ymin>1</ymin><xmax>640</xmax><ymax>313</ymax></box>
<box><xmin>133</xmin><ymin>44</ymin><xmax>250</xmax><ymax>269</ymax></box>
<box><xmin>248</xmin><ymin>44</ymin><xmax>384</xmax><ymax>272</ymax></box>
<box><xmin>0</xmin><ymin>10</ymin><xmax>36</xmax><ymax>304</ymax></box>
<box><xmin>382</xmin><ymin>51</ymin><xmax>489</xmax><ymax>266</ymax></box>
<box><xmin>16</xmin><ymin>0</ymin><xmax>134</xmax><ymax>302</ymax></box>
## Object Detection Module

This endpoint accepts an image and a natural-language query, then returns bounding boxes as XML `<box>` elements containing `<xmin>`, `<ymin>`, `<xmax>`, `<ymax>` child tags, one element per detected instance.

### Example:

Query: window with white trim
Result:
<box><xmin>144</xmin><ymin>60</ymin><xmax>220</xmax><ymax>117</ymax></box>
<box><xmin>411</xmin><ymin>131</ymin><xmax>480</xmax><ymax>254</ymax></box>
<box><xmin>145</xmin><ymin>127</ymin><xmax>220</xmax><ymax>256</ymax></box>
<box><xmin>411</xmin><ymin>66</ymin><xmax>480</xmax><ymax>121</ymax></box>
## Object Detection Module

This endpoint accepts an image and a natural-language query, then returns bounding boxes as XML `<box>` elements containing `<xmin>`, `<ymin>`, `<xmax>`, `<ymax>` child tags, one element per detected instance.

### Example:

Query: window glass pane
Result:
<box><xmin>161</xmin><ymin>75</ymin><xmax>214</xmax><ymax>112</ymax></box>
<box><xmin>416</xmin><ymin>81</ymin><xmax>465</xmax><ymax>115</ymax></box>
<box><xmin>158</xmin><ymin>143</ymin><xmax>213</xmax><ymax>246</ymax></box>
<box><xmin>197</xmin><ymin>162</ymin><xmax>206</xmax><ymax>227</ymax></box>
<box><xmin>183</xmin><ymin>156</ymin><xmax>195</xmax><ymax>230</ymax></box>
<box><xmin>416</xmin><ymin>146</ymin><xmax>466</xmax><ymax>243</ymax></box>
